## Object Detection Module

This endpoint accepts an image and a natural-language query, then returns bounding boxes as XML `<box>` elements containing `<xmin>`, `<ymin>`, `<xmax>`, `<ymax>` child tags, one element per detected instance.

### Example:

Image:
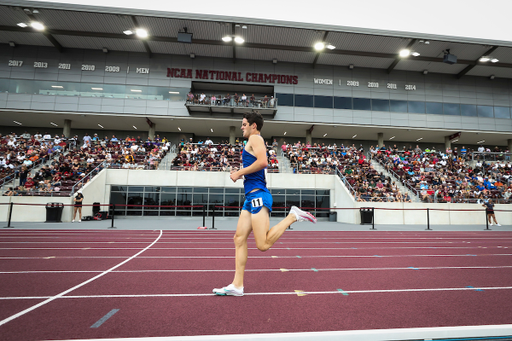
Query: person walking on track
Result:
<box><xmin>483</xmin><ymin>199</ymin><xmax>501</xmax><ymax>226</ymax></box>
<box><xmin>213</xmin><ymin>111</ymin><xmax>316</xmax><ymax>297</ymax></box>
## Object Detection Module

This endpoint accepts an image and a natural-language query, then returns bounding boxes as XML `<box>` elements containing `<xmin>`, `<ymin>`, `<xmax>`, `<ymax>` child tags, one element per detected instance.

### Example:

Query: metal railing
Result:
<box><xmin>185</xmin><ymin>95</ymin><xmax>277</xmax><ymax>109</ymax></box>
<box><xmin>471</xmin><ymin>151</ymin><xmax>512</xmax><ymax>162</ymax></box>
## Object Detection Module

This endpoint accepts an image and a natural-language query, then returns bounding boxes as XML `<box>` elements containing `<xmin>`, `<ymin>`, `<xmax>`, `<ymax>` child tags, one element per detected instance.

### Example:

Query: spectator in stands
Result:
<box><xmin>187</xmin><ymin>92</ymin><xmax>194</xmax><ymax>103</ymax></box>
<box><xmin>241</xmin><ymin>94</ymin><xmax>247</xmax><ymax>107</ymax></box>
<box><xmin>211</xmin><ymin>95</ymin><xmax>217</xmax><ymax>105</ymax></box>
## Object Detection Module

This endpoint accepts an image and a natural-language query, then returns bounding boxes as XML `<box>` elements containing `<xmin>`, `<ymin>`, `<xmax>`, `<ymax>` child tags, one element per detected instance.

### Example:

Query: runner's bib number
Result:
<box><xmin>251</xmin><ymin>198</ymin><xmax>263</xmax><ymax>208</ymax></box>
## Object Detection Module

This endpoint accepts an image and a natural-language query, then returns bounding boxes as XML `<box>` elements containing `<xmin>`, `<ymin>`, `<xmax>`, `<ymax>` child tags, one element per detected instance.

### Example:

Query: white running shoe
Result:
<box><xmin>489</xmin><ymin>222</ymin><xmax>493</xmax><ymax>226</ymax></box>
<box><xmin>213</xmin><ymin>284</ymin><xmax>244</xmax><ymax>297</ymax></box>
<box><xmin>496</xmin><ymin>223</ymin><xmax>501</xmax><ymax>226</ymax></box>
<box><xmin>290</xmin><ymin>206</ymin><xmax>317</xmax><ymax>224</ymax></box>
<box><xmin>72</xmin><ymin>220</ymin><xmax>75</xmax><ymax>223</ymax></box>
<box><xmin>79</xmin><ymin>220</ymin><xmax>82</xmax><ymax>223</ymax></box>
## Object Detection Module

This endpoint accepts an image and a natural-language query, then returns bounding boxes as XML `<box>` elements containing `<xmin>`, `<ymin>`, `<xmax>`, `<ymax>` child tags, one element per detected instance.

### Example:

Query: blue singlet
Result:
<box><xmin>242</xmin><ymin>147</ymin><xmax>268</xmax><ymax>195</ymax></box>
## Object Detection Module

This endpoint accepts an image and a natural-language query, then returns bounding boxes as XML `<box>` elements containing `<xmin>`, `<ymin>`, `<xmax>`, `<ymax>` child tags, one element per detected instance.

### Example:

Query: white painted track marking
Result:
<box><xmin>0</xmin><ymin>230</ymin><xmax>163</xmax><ymax>327</ymax></box>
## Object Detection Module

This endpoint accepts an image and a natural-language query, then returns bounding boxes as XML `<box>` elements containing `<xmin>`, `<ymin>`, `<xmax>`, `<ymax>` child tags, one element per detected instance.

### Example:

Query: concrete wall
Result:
<box><xmin>1</xmin><ymin>169</ymin><xmax>511</xmax><ymax>225</ymax></box>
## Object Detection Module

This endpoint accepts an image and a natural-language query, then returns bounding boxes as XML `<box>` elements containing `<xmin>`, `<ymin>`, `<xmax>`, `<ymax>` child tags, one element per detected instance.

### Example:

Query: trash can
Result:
<box><xmin>93</xmin><ymin>202</ymin><xmax>101</xmax><ymax>215</ymax></box>
<box><xmin>329</xmin><ymin>211</ymin><xmax>337</xmax><ymax>222</ymax></box>
<box><xmin>360</xmin><ymin>207</ymin><xmax>374</xmax><ymax>225</ymax></box>
<box><xmin>45</xmin><ymin>202</ymin><xmax>64</xmax><ymax>223</ymax></box>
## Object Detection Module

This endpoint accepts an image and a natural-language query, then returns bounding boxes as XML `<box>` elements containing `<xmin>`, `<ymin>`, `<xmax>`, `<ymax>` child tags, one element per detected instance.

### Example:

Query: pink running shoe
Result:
<box><xmin>290</xmin><ymin>206</ymin><xmax>317</xmax><ymax>224</ymax></box>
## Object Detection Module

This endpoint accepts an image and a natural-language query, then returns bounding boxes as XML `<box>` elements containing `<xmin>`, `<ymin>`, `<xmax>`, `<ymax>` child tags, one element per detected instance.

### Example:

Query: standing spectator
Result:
<box><xmin>483</xmin><ymin>199</ymin><xmax>501</xmax><ymax>226</ymax></box>
<box><xmin>72</xmin><ymin>190</ymin><xmax>84</xmax><ymax>223</ymax></box>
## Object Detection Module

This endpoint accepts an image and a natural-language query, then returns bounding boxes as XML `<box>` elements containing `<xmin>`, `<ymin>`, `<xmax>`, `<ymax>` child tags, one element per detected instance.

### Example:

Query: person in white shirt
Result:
<box><xmin>205</xmin><ymin>137</ymin><xmax>213</xmax><ymax>145</ymax></box>
<box><xmin>34</xmin><ymin>132</ymin><xmax>42</xmax><ymax>141</ymax></box>
<box><xmin>43</xmin><ymin>132</ymin><xmax>52</xmax><ymax>140</ymax></box>
<box><xmin>130</xmin><ymin>143</ymin><xmax>139</xmax><ymax>152</ymax></box>
<box><xmin>199</xmin><ymin>93</ymin><xmax>206</xmax><ymax>104</ymax></box>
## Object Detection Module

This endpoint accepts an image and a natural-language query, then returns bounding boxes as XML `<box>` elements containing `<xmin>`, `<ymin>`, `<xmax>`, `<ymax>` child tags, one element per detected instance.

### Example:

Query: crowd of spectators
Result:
<box><xmin>171</xmin><ymin>138</ymin><xmax>279</xmax><ymax>173</ymax></box>
<box><xmin>186</xmin><ymin>92</ymin><xmax>276</xmax><ymax>108</ymax></box>
<box><xmin>372</xmin><ymin>144</ymin><xmax>512</xmax><ymax>204</ymax></box>
<box><xmin>2</xmin><ymin>132</ymin><xmax>169</xmax><ymax>196</ymax></box>
<box><xmin>282</xmin><ymin>141</ymin><xmax>411</xmax><ymax>202</ymax></box>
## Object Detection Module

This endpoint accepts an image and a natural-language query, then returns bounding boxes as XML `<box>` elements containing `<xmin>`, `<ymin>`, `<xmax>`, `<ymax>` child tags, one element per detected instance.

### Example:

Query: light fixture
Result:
<box><xmin>8</xmin><ymin>41</ymin><xmax>15</xmax><ymax>47</ymax></box>
<box><xmin>452</xmin><ymin>139</ymin><xmax>459</xmax><ymax>143</ymax></box>
<box><xmin>272</xmin><ymin>59</ymin><xmax>278</xmax><ymax>64</ymax></box>
<box><xmin>98</xmin><ymin>124</ymin><xmax>104</xmax><ymax>128</ymax></box>
<box><xmin>123</xmin><ymin>30</ymin><xmax>133</xmax><ymax>35</ymax></box>
<box><xmin>13</xmin><ymin>121</ymin><xmax>22</xmax><ymax>125</ymax></box>
<box><xmin>210</xmin><ymin>128</ymin><xmax>214</xmax><ymax>132</ymax></box>
<box><xmin>480</xmin><ymin>56</ymin><xmax>499</xmax><ymax>63</ymax></box>
<box><xmin>50</xmin><ymin>122</ymin><xmax>58</xmax><ymax>127</ymax></box>
<box><xmin>131</xmin><ymin>89</ymin><xmax>142</xmax><ymax>92</ymax></box>
<box><xmin>190</xmin><ymin>53</ymin><xmax>195</xmax><ymax>59</ymax></box>
<box><xmin>477</xmin><ymin>139</ymin><xmax>485</xmax><ymax>144</ymax></box>
<box><xmin>399</xmin><ymin>49</ymin><xmax>410</xmax><ymax>57</ymax></box>
<box><xmin>135</xmin><ymin>28</ymin><xmax>148</xmax><ymax>38</ymax></box>
<box><xmin>348</xmin><ymin>64</ymin><xmax>354</xmax><ymax>70</ymax></box>
<box><xmin>411</xmin><ymin>52</ymin><xmax>421</xmax><ymax>57</ymax></box>
<box><xmin>242</xmin><ymin>25</ymin><xmax>247</xmax><ymax>29</ymax></box>
<box><xmin>51</xmin><ymin>85</ymin><xmax>63</xmax><ymax>88</ymax></box>
<box><xmin>422</xmin><ymin>70</ymin><xmax>428</xmax><ymax>75</ymax></box>
<box><xmin>222</xmin><ymin>36</ymin><xmax>232</xmax><ymax>42</ymax></box>
<box><xmin>178</xmin><ymin>127</ymin><xmax>181</xmax><ymax>131</ymax></box>
<box><xmin>322</xmin><ymin>133</ymin><xmax>328</xmax><ymax>137</ymax></box>
<box><xmin>490</xmin><ymin>75</ymin><xmax>495</xmax><ymax>80</ymax></box>
<box><xmin>102</xmin><ymin>47</ymin><xmax>108</xmax><ymax>53</ymax></box>
<box><xmin>17</xmin><ymin>23</ymin><xmax>28</xmax><ymax>28</ymax></box>
<box><xmin>284</xmin><ymin>132</ymin><xmax>287</xmax><ymax>135</ymax></box>
<box><xmin>169</xmin><ymin>91</ymin><xmax>179</xmax><ymax>94</ymax></box>
<box><xmin>133</xmin><ymin>125</ymin><xmax>137</xmax><ymax>129</ymax></box>
<box><xmin>416</xmin><ymin>137</ymin><xmax>423</xmax><ymax>141</ymax></box>
<box><xmin>352</xmin><ymin>134</ymin><xmax>357</xmax><ymax>138</ymax></box>
<box><xmin>91</xmin><ymin>87</ymin><xmax>103</xmax><ymax>91</ymax></box>
<box><xmin>326</xmin><ymin>44</ymin><xmax>336</xmax><ymax>50</ymax></box>
<box><xmin>314</xmin><ymin>42</ymin><xmax>325</xmax><ymax>51</ymax></box>
<box><xmin>234</xmin><ymin>36</ymin><xmax>244</xmax><ymax>44</ymax></box>
<box><xmin>30</xmin><ymin>21</ymin><xmax>45</xmax><ymax>30</ymax></box>
<box><xmin>389</xmin><ymin>136</ymin><xmax>395</xmax><ymax>140</ymax></box>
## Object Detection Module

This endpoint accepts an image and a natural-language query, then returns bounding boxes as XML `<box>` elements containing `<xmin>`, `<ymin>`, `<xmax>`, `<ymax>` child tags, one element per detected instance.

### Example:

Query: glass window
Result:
<box><xmin>494</xmin><ymin>106</ymin><xmax>511</xmax><ymax>119</ymax></box>
<box><xmin>111</xmin><ymin>186</ymin><xmax>127</xmax><ymax>192</ymax></box>
<box><xmin>316</xmin><ymin>189</ymin><xmax>329</xmax><ymax>196</ymax></box>
<box><xmin>334</xmin><ymin>97</ymin><xmax>352</xmax><ymax>109</ymax></box>
<box><xmin>143</xmin><ymin>192</ymin><xmax>160</xmax><ymax>216</ymax></box>
<box><xmin>177</xmin><ymin>187</ymin><xmax>192</xmax><ymax>193</ymax></box>
<box><xmin>144</xmin><ymin>187</ymin><xmax>160</xmax><ymax>192</ymax></box>
<box><xmin>426</xmin><ymin>102</ymin><xmax>443</xmax><ymax>115</ymax></box>
<box><xmin>162</xmin><ymin>187</ymin><xmax>176</xmax><ymax>193</ymax></box>
<box><xmin>295</xmin><ymin>94</ymin><xmax>314</xmax><ymax>107</ymax></box>
<box><xmin>276</xmin><ymin>93</ymin><xmax>293</xmax><ymax>106</ymax></box>
<box><xmin>408</xmin><ymin>101</ymin><xmax>425</xmax><ymax>114</ymax></box>
<box><xmin>286</xmin><ymin>189</ymin><xmax>300</xmax><ymax>195</ymax></box>
<box><xmin>0</xmin><ymin>79</ymin><xmax>9</xmax><ymax>92</ymax></box>
<box><xmin>314</xmin><ymin>95</ymin><xmax>333</xmax><ymax>108</ymax></box>
<box><xmin>477</xmin><ymin>105</ymin><xmax>493</xmax><ymax>117</ymax></box>
<box><xmin>110</xmin><ymin>192</ymin><xmax>127</xmax><ymax>206</ymax></box>
<box><xmin>193</xmin><ymin>187</ymin><xmax>208</xmax><ymax>193</ymax></box>
<box><xmin>461</xmin><ymin>104</ymin><xmax>477</xmax><ymax>116</ymax></box>
<box><xmin>316</xmin><ymin>196</ymin><xmax>329</xmax><ymax>218</ymax></box>
<box><xmin>128</xmin><ymin>186</ymin><xmax>144</xmax><ymax>192</ymax></box>
<box><xmin>443</xmin><ymin>103</ymin><xmax>460</xmax><ymax>115</ymax></box>
<box><xmin>390</xmin><ymin>100</ymin><xmax>407</xmax><ymax>113</ymax></box>
<box><xmin>286</xmin><ymin>196</ymin><xmax>300</xmax><ymax>210</ymax></box>
<box><xmin>353</xmin><ymin>98</ymin><xmax>371</xmax><ymax>111</ymax></box>
<box><xmin>225</xmin><ymin>188</ymin><xmax>241</xmax><ymax>194</ymax></box>
<box><xmin>301</xmin><ymin>195</ymin><xmax>315</xmax><ymax>210</ymax></box>
<box><xmin>371</xmin><ymin>99</ymin><xmax>389</xmax><ymax>111</ymax></box>
<box><xmin>302</xmin><ymin>190</ymin><xmax>315</xmax><ymax>195</ymax></box>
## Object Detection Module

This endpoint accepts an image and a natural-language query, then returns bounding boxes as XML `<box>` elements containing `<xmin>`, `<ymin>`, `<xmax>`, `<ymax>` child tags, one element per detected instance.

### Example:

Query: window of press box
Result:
<box><xmin>334</xmin><ymin>97</ymin><xmax>352</xmax><ymax>109</ymax></box>
<box><xmin>390</xmin><ymin>100</ymin><xmax>407</xmax><ymax>113</ymax></box>
<box><xmin>443</xmin><ymin>103</ymin><xmax>460</xmax><ymax>115</ymax></box>
<box><xmin>371</xmin><ymin>99</ymin><xmax>390</xmax><ymax>112</ymax></box>
<box><xmin>294</xmin><ymin>94</ymin><xmax>314</xmax><ymax>107</ymax></box>
<box><xmin>494</xmin><ymin>106</ymin><xmax>511</xmax><ymax>119</ymax></box>
<box><xmin>408</xmin><ymin>101</ymin><xmax>425</xmax><ymax>114</ymax></box>
<box><xmin>276</xmin><ymin>93</ymin><xmax>293</xmax><ymax>106</ymax></box>
<box><xmin>477</xmin><ymin>105</ymin><xmax>494</xmax><ymax>118</ymax></box>
<box><xmin>314</xmin><ymin>95</ymin><xmax>333</xmax><ymax>108</ymax></box>
<box><xmin>353</xmin><ymin>98</ymin><xmax>371</xmax><ymax>111</ymax></box>
<box><xmin>461</xmin><ymin>104</ymin><xmax>477</xmax><ymax>116</ymax></box>
<box><xmin>426</xmin><ymin>102</ymin><xmax>443</xmax><ymax>115</ymax></box>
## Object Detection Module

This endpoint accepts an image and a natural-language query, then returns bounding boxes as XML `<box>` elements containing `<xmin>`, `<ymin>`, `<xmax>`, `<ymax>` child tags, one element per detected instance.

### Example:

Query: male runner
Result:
<box><xmin>213</xmin><ymin>111</ymin><xmax>316</xmax><ymax>297</ymax></box>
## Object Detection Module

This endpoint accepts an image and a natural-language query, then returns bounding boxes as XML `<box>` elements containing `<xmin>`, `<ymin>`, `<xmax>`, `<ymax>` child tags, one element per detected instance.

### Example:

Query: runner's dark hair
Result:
<box><xmin>243</xmin><ymin>111</ymin><xmax>264</xmax><ymax>131</ymax></box>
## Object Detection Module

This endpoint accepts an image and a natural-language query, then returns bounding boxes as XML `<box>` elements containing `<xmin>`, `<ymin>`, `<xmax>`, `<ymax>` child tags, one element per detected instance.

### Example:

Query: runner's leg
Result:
<box><xmin>232</xmin><ymin>210</ymin><xmax>253</xmax><ymax>288</ymax></box>
<box><xmin>252</xmin><ymin>208</ymin><xmax>296</xmax><ymax>251</ymax></box>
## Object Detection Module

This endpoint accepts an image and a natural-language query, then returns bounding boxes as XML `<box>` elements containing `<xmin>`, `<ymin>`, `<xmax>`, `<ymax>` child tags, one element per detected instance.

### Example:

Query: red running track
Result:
<box><xmin>0</xmin><ymin>229</ymin><xmax>512</xmax><ymax>340</ymax></box>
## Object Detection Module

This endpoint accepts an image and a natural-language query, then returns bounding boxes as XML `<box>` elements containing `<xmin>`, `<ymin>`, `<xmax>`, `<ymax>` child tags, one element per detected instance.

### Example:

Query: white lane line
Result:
<box><xmin>0</xmin><ymin>245</ymin><xmax>504</xmax><ymax>250</ymax></box>
<box><xmin>2</xmin><ymin>265</ymin><xmax>512</xmax><ymax>274</ymax></box>
<box><xmin>2</xmin><ymin>285</ymin><xmax>512</xmax><ymax>300</ymax></box>
<box><xmin>0</xmin><ymin>230</ymin><xmax>163</xmax><ymax>327</ymax></box>
<box><xmin>1</xmin><ymin>253</ymin><xmax>511</xmax><ymax>260</ymax></box>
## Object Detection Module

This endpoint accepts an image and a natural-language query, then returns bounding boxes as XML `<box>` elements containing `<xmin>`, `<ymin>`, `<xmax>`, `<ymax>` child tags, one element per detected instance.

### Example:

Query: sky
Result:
<box><xmin>36</xmin><ymin>0</ymin><xmax>512</xmax><ymax>44</ymax></box>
